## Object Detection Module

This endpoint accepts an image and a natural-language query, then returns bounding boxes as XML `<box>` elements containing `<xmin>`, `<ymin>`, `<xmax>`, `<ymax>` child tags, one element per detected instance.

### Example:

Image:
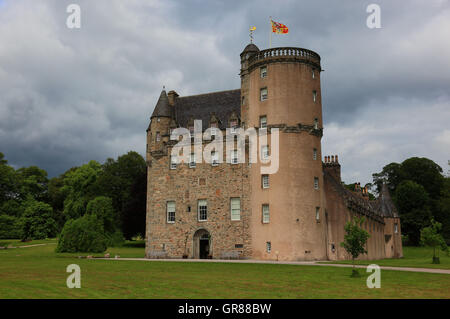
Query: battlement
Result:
<box><xmin>247</xmin><ymin>47</ymin><xmax>321</xmax><ymax>71</ymax></box>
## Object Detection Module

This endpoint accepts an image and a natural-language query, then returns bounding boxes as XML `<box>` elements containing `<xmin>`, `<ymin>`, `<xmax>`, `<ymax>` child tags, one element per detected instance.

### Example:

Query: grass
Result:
<box><xmin>0</xmin><ymin>241</ymin><xmax>449</xmax><ymax>298</ymax></box>
<box><xmin>320</xmin><ymin>246</ymin><xmax>450</xmax><ymax>270</ymax></box>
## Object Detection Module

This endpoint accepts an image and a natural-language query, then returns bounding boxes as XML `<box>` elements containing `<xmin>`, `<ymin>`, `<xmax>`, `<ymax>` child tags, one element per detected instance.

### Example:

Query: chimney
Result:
<box><xmin>323</xmin><ymin>154</ymin><xmax>341</xmax><ymax>182</ymax></box>
<box><xmin>167</xmin><ymin>90</ymin><xmax>179</xmax><ymax>106</ymax></box>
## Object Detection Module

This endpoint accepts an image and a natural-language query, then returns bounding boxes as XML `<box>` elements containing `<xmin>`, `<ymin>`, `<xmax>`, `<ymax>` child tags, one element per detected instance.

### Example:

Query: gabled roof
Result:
<box><xmin>173</xmin><ymin>89</ymin><xmax>241</xmax><ymax>130</ymax></box>
<box><xmin>151</xmin><ymin>90</ymin><xmax>172</xmax><ymax>118</ymax></box>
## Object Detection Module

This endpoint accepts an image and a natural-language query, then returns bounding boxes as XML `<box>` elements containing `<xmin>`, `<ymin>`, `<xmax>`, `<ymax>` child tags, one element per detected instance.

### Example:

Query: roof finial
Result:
<box><xmin>163</xmin><ymin>85</ymin><xmax>166</xmax><ymax>91</ymax></box>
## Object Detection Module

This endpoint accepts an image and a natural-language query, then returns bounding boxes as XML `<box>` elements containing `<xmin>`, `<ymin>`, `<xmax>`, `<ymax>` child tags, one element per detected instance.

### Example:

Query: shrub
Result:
<box><xmin>56</xmin><ymin>214</ymin><xmax>107</xmax><ymax>253</ymax></box>
<box><xmin>0</xmin><ymin>215</ymin><xmax>22</xmax><ymax>239</ymax></box>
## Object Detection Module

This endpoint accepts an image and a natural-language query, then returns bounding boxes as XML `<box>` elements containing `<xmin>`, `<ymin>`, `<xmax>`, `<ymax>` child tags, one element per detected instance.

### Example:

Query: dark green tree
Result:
<box><xmin>21</xmin><ymin>200</ymin><xmax>57</xmax><ymax>240</ymax></box>
<box><xmin>395</xmin><ymin>180</ymin><xmax>432</xmax><ymax>245</ymax></box>
<box><xmin>16</xmin><ymin>166</ymin><xmax>49</xmax><ymax>202</ymax></box>
<box><xmin>340</xmin><ymin>216</ymin><xmax>370</xmax><ymax>277</ymax></box>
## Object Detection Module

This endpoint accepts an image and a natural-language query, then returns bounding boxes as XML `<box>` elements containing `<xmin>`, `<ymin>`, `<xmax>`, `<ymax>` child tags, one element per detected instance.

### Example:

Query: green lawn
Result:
<box><xmin>0</xmin><ymin>241</ymin><xmax>449</xmax><ymax>298</ymax></box>
<box><xmin>320</xmin><ymin>246</ymin><xmax>450</xmax><ymax>270</ymax></box>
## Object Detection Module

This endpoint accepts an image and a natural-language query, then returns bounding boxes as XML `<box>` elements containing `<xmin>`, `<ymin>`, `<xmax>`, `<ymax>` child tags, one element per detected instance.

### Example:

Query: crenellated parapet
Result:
<box><xmin>247</xmin><ymin>47</ymin><xmax>321</xmax><ymax>72</ymax></box>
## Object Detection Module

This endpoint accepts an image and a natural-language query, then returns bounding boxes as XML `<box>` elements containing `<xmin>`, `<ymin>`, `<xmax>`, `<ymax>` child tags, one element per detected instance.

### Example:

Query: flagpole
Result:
<box><xmin>269</xmin><ymin>17</ymin><xmax>272</xmax><ymax>48</ymax></box>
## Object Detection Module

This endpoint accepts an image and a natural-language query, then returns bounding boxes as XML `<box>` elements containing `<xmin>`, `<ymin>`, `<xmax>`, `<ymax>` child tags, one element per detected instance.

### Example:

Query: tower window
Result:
<box><xmin>198</xmin><ymin>199</ymin><xmax>207</xmax><ymax>221</ymax></box>
<box><xmin>314</xmin><ymin>177</ymin><xmax>319</xmax><ymax>190</ymax></box>
<box><xmin>167</xmin><ymin>201</ymin><xmax>176</xmax><ymax>223</ymax></box>
<box><xmin>260</xmin><ymin>88</ymin><xmax>268</xmax><ymax>101</ymax></box>
<box><xmin>316</xmin><ymin>207</ymin><xmax>320</xmax><ymax>222</ymax></box>
<box><xmin>394</xmin><ymin>223</ymin><xmax>398</xmax><ymax>233</ymax></box>
<box><xmin>156</xmin><ymin>132</ymin><xmax>161</xmax><ymax>142</ymax></box>
<box><xmin>260</xmin><ymin>116</ymin><xmax>267</xmax><ymax>129</ymax></box>
<box><xmin>231</xmin><ymin>150</ymin><xmax>238</xmax><ymax>164</ymax></box>
<box><xmin>261</xmin><ymin>145</ymin><xmax>269</xmax><ymax>160</ymax></box>
<box><xmin>266</xmin><ymin>241</ymin><xmax>271</xmax><ymax>253</ymax></box>
<box><xmin>262</xmin><ymin>204</ymin><xmax>270</xmax><ymax>223</ymax></box>
<box><xmin>231</xmin><ymin>198</ymin><xmax>241</xmax><ymax>221</ymax></box>
<box><xmin>189</xmin><ymin>153</ymin><xmax>196</xmax><ymax>168</ymax></box>
<box><xmin>170</xmin><ymin>155</ymin><xmax>177</xmax><ymax>170</ymax></box>
<box><xmin>313</xmin><ymin>90</ymin><xmax>317</xmax><ymax>102</ymax></box>
<box><xmin>313</xmin><ymin>148</ymin><xmax>317</xmax><ymax>160</ymax></box>
<box><xmin>262</xmin><ymin>175</ymin><xmax>269</xmax><ymax>189</ymax></box>
<box><xmin>260</xmin><ymin>66</ymin><xmax>267</xmax><ymax>78</ymax></box>
<box><xmin>312</xmin><ymin>69</ymin><xmax>315</xmax><ymax>79</ymax></box>
<box><xmin>314</xmin><ymin>118</ymin><xmax>319</xmax><ymax>130</ymax></box>
<box><xmin>211</xmin><ymin>151</ymin><xmax>219</xmax><ymax>166</ymax></box>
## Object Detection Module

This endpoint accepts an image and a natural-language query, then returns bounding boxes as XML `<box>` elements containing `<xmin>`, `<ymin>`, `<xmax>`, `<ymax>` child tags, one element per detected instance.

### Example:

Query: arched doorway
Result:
<box><xmin>193</xmin><ymin>229</ymin><xmax>211</xmax><ymax>259</ymax></box>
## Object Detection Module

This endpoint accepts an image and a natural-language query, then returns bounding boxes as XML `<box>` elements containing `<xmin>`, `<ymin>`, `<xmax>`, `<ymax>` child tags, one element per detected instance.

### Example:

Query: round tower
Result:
<box><xmin>240</xmin><ymin>45</ymin><xmax>328</xmax><ymax>261</ymax></box>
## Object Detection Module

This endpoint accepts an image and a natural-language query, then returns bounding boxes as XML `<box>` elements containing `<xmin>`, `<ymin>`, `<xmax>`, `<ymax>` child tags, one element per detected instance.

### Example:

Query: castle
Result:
<box><xmin>145</xmin><ymin>43</ymin><xmax>403</xmax><ymax>261</ymax></box>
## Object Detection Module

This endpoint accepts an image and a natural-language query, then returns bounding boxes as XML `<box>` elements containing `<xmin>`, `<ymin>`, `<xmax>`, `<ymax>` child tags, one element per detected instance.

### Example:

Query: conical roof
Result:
<box><xmin>151</xmin><ymin>90</ymin><xmax>171</xmax><ymax>118</ymax></box>
<box><xmin>240</xmin><ymin>43</ymin><xmax>260</xmax><ymax>56</ymax></box>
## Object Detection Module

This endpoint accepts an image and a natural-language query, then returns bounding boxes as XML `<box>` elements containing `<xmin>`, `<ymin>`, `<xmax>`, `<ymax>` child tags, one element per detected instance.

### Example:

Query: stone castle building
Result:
<box><xmin>145</xmin><ymin>43</ymin><xmax>403</xmax><ymax>261</ymax></box>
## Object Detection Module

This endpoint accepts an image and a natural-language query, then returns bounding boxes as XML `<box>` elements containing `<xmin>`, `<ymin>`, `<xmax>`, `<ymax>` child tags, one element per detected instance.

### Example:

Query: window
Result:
<box><xmin>189</xmin><ymin>126</ymin><xmax>194</xmax><ymax>135</ymax></box>
<box><xmin>260</xmin><ymin>66</ymin><xmax>267</xmax><ymax>78</ymax></box>
<box><xmin>262</xmin><ymin>204</ymin><xmax>270</xmax><ymax>223</ymax></box>
<box><xmin>260</xmin><ymin>116</ymin><xmax>267</xmax><ymax>129</ymax></box>
<box><xmin>167</xmin><ymin>201</ymin><xmax>175</xmax><ymax>223</ymax></box>
<box><xmin>198</xmin><ymin>200</ymin><xmax>207</xmax><ymax>221</ymax></box>
<box><xmin>313</xmin><ymin>148</ymin><xmax>317</xmax><ymax>161</ymax></box>
<box><xmin>315</xmin><ymin>207</ymin><xmax>320</xmax><ymax>222</ymax></box>
<box><xmin>314</xmin><ymin>118</ymin><xmax>319</xmax><ymax>129</ymax></box>
<box><xmin>260</xmin><ymin>88</ymin><xmax>268</xmax><ymax>101</ymax></box>
<box><xmin>262</xmin><ymin>175</ymin><xmax>269</xmax><ymax>189</ymax></box>
<box><xmin>170</xmin><ymin>155</ymin><xmax>177</xmax><ymax>169</ymax></box>
<box><xmin>266</xmin><ymin>241</ymin><xmax>271</xmax><ymax>253</ymax></box>
<box><xmin>231</xmin><ymin>198</ymin><xmax>241</xmax><ymax>221</ymax></box>
<box><xmin>312</xmin><ymin>69</ymin><xmax>315</xmax><ymax>79</ymax></box>
<box><xmin>231</xmin><ymin>150</ymin><xmax>238</xmax><ymax>164</ymax></box>
<box><xmin>156</xmin><ymin>132</ymin><xmax>161</xmax><ymax>142</ymax></box>
<box><xmin>314</xmin><ymin>177</ymin><xmax>319</xmax><ymax>190</ymax></box>
<box><xmin>313</xmin><ymin>90</ymin><xmax>317</xmax><ymax>102</ymax></box>
<box><xmin>261</xmin><ymin>145</ymin><xmax>269</xmax><ymax>160</ymax></box>
<box><xmin>394</xmin><ymin>223</ymin><xmax>398</xmax><ymax>234</ymax></box>
<box><xmin>211</xmin><ymin>151</ymin><xmax>219</xmax><ymax>166</ymax></box>
<box><xmin>230</xmin><ymin>120</ymin><xmax>238</xmax><ymax>133</ymax></box>
<box><xmin>210</xmin><ymin>123</ymin><xmax>217</xmax><ymax>136</ymax></box>
<box><xmin>189</xmin><ymin>153</ymin><xmax>196</xmax><ymax>168</ymax></box>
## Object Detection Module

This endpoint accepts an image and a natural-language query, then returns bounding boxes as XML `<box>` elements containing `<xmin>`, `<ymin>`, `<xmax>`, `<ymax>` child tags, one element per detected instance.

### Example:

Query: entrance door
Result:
<box><xmin>199</xmin><ymin>235</ymin><xmax>210</xmax><ymax>259</ymax></box>
<box><xmin>193</xmin><ymin>229</ymin><xmax>211</xmax><ymax>259</ymax></box>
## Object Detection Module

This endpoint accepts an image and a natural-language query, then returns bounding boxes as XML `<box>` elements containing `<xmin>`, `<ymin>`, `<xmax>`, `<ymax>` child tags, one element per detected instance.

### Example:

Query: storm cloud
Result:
<box><xmin>0</xmin><ymin>0</ymin><xmax>449</xmax><ymax>183</ymax></box>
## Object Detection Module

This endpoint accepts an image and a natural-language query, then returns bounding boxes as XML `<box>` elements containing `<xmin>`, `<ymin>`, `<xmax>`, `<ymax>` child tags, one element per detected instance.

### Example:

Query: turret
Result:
<box><xmin>147</xmin><ymin>89</ymin><xmax>173</xmax><ymax>160</ymax></box>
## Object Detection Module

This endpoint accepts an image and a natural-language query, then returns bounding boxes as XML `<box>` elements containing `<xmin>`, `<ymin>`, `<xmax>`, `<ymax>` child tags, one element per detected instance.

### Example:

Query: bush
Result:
<box><xmin>21</xmin><ymin>201</ymin><xmax>57</xmax><ymax>240</ymax></box>
<box><xmin>0</xmin><ymin>215</ymin><xmax>22</xmax><ymax>239</ymax></box>
<box><xmin>87</xmin><ymin>196</ymin><xmax>124</xmax><ymax>246</ymax></box>
<box><xmin>56</xmin><ymin>214</ymin><xmax>107</xmax><ymax>253</ymax></box>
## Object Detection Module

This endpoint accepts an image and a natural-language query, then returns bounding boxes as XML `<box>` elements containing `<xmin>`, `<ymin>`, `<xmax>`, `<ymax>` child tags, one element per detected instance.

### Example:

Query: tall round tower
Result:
<box><xmin>240</xmin><ymin>45</ymin><xmax>328</xmax><ymax>261</ymax></box>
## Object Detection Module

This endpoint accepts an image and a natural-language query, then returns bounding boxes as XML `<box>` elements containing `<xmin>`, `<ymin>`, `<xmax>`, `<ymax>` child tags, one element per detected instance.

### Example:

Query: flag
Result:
<box><xmin>250</xmin><ymin>26</ymin><xmax>256</xmax><ymax>31</ymax></box>
<box><xmin>271</xmin><ymin>20</ymin><xmax>288</xmax><ymax>34</ymax></box>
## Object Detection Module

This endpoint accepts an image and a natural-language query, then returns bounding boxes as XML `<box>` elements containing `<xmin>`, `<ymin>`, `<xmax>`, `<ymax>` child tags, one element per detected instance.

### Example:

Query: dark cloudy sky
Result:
<box><xmin>0</xmin><ymin>0</ymin><xmax>449</xmax><ymax>184</ymax></box>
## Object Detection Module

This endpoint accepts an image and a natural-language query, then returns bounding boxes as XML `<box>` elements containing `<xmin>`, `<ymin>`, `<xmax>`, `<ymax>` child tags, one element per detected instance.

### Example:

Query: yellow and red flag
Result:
<box><xmin>271</xmin><ymin>20</ymin><xmax>288</xmax><ymax>34</ymax></box>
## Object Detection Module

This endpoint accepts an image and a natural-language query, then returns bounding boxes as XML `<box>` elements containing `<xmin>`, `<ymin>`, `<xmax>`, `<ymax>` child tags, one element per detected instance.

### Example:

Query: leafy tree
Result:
<box><xmin>437</xmin><ymin>177</ymin><xmax>450</xmax><ymax>243</ymax></box>
<box><xmin>62</xmin><ymin>161</ymin><xmax>102</xmax><ymax>220</ymax></box>
<box><xmin>340</xmin><ymin>216</ymin><xmax>370</xmax><ymax>277</ymax></box>
<box><xmin>21</xmin><ymin>200</ymin><xmax>57</xmax><ymax>240</ymax></box>
<box><xmin>86</xmin><ymin>196</ymin><xmax>124</xmax><ymax>246</ymax></box>
<box><xmin>0</xmin><ymin>153</ymin><xmax>17</xmax><ymax>203</ymax></box>
<box><xmin>96</xmin><ymin>152</ymin><xmax>146</xmax><ymax>239</ymax></box>
<box><xmin>372</xmin><ymin>162</ymin><xmax>403</xmax><ymax>193</ymax></box>
<box><xmin>16</xmin><ymin>166</ymin><xmax>49</xmax><ymax>202</ymax></box>
<box><xmin>56</xmin><ymin>214</ymin><xmax>107</xmax><ymax>253</ymax></box>
<box><xmin>0</xmin><ymin>215</ymin><xmax>22</xmax><ymax>239</ymax></box>
<box><xmin>395</xmin><ymin>180</ymin><xmax>432</xmax><ymax>245</ymax></box>
<box><xmin>420</xmin><ymin>219</ymin><xmax>448</xmax><ymax>264</ymax></box>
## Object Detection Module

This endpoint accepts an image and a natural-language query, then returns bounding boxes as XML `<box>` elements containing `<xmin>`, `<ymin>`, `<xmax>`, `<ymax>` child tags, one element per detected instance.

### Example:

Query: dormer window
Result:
<box><xmin>189</xmin><ymin>126</ymin><xmax>194</xmax><ymax>135</ymax></box>
<box><xmin>260</xmin><ymin>66</ymin><xmax>267</xmax><ymax>78</ymax></box>
<box><xmin>260</xmin><ymin>116</ymin><xmax>267</xmax><ymax>129</ymax></box>
<box><xmin>230</xmin><ymin>120</ymin><xmax>238</xmax><ymax>133</ymax></box>
<box><xmin>260</xmin><ymin>88</ymin><xmax>268</xmax><ymax>101</ymax></box>
<box><xmin>210</xmin><ymin>122</ymin><xmax>218</xmax><ymax>136</ymax></box>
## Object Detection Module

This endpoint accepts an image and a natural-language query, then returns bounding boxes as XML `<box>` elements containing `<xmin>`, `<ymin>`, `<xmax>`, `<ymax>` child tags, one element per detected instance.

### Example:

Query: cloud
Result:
<box><xmin>0</xmin><ymin>0</ymin><xmax>449</xmax><ymax>181</ymax></box>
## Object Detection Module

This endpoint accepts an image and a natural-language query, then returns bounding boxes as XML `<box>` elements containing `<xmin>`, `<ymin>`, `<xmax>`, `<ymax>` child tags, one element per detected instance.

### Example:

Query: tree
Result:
<box><xmin>21</xmin><ymin>200</ymin><xmax>57</xmax><ymax>240</ymax></box>
<box><xmin>372</xmin><ymin>162</ymin><xmax>403</xmax><ymax>194</ymax></box>
<box><xmin>56</xmin><ymin>214</ymin><xmax>107</xmax><ymax>253</ymax></box>
<box><xmin>96</xmin><ymin>152</ymin><xmax>147</xmax><ymax>239</ymax></box>
<box><xmin>86</xmin><ymin>196</ymin><xmax>124</xmax><ymax>246</ymax></box>
<box><xmin>0</xmin><ymin>215</ymin><xmax>22</xmax><ymax>239</ymax></box>
<box><xmin>395</xmin><ymin>180</ymin><xmax>432</xmax><ymax>245</ymax></box>
<box><xmin>62</xmin><ymin>161</ymin><xmax>102</xmax><ymax>220</ymax></box>
<box><xmin>340</xmin><ymin>216</ymin><xmax>370</xmax><ymax>277</ymax></box>
<box><xmin>16</xmin><ymin>166</ymin><xmax>49</xmax><ymax>202</ymax></box>
<box><xmin>0</xmin><ymin>153</ymin><xmax>17</xmax><ymax>203</ymax></box>
<box><xmin>420</xmin><ymin>219</ymin><xmax>448</xmax><ymax>264</ymax></box>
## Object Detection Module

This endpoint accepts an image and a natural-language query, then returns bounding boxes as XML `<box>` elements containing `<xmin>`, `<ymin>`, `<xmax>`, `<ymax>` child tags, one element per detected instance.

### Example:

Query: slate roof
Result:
<box><xmin>151</xmin><ymin>90</ymin><xmax>172</xmax><ymax>118</ymax></box>
<box><xmin>173</xmin><ymin>89</ymin><xmax>241</xmax><ymax>130</ymax></box>
<box><xmin>373</xmin><ymin>184</ymin><xmax>400</xmax><ymax>218</ymax></box>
